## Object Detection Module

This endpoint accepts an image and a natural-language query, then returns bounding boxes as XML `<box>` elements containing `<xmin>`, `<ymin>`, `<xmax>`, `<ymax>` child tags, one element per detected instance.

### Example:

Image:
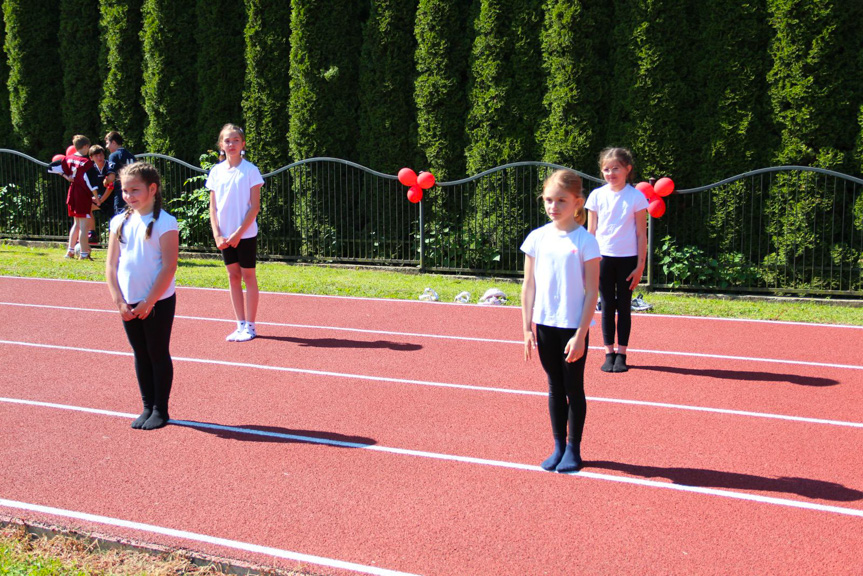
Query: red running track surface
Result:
<box><xmin>0</xmin><ymin>276</ymin><xmax>861</xmax><ymax>575</ymax></box>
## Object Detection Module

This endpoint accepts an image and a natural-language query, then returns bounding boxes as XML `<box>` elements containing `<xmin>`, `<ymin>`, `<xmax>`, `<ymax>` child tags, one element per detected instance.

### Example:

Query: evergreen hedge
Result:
<box><xmin>140</xmin><ymin>0</ymin><xmax>197</xmax><ymax>159</ymax></box>
<box><xmin>413</xmin><ymin>0</ymin><xmax>472</xmax><ymax>181</ymax></box>
<box><xmin>98</xmin><ymin>0</ymin><xmax>145</xmax><ymax>151</ymax></box>
<box><xmin>242</xmin><ymin>0</ymin><xmax>291</xmax><ymax>172</ymax></box>
<box><xmin>0</xmin><ymin>19</ymin><xmax>13</xmax><ymax>147</ymax></box>
<box><xmin>59</xmin><ymin>0</ymin><xmax>101</xmax><ymax>144</ymax></box>
<box><xmin>3</xmin><ymin>0</ymin><xmax>63</xmax><ymax>158</ymax></box>
<box><xmin>358</xmin><ymin>0</ymin><xmax>419</xmax><ymax>174</ymax></box>
<box><xmin>195</xmin><ymin>0</ymin><xmax>245</xmax><ymax>156</ymax></box>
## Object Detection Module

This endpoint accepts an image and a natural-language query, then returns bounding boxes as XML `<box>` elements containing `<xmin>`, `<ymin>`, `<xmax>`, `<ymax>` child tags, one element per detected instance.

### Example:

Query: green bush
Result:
<box><xmin>98</xmin><ymin>0</ymin><xmax>145</xmax><ymax>151</ymax></box>
<box><xmin>3</xmin><ymin>0</ymin><xmax>64</xmax><ymax>158</ymax></box>
<box><xmin>0</xmin><ymin>17</ymin><xmax>15</xmax><ymax>147</ymax></box>
<box><xmin>242</xmin><ymin>0</ymin><xmax>291</xmax><ymax>172</ymax></box>
<box><xmin>60</xmin><ymin>0</ymin><xmax>101</xmax><ymax>143</ymax></box>
<box><xmin>168</xmin><ymin>151</ymin><xmax>218</xmax><ymax>247</ymax></box>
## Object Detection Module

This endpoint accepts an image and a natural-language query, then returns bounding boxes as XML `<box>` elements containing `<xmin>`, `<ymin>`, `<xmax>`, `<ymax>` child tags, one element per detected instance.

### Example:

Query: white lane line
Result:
<box><xmin>1</xmin><ymin>340</ymin><xmax>861</xmax><ymax>429</ymax></box>
<box><xmin>2</xmin><ymin>398</ymin><xmax>863</xmax><ymax>520</ymax></box>
<box><xmin>3</xmin><ymin>275</ymin><xmax>863</xmax><ymax>329</ymax></box>
<box><xmin>1</xmin><ymin>301</ymin><xmax>861</xmax><ymax>370</ymax></box>
<box><xmin>0</xmin><ymin>498</ymin><xmax>419</xmax><ymax>576</ymax></box>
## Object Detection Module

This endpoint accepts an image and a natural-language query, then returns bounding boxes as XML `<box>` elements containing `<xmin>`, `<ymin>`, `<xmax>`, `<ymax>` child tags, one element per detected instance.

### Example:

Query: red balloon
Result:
<box><xmin>417</xmin><ymin>171</ymin><xmax>436</xmax><ymax>189</ymax></box>
<box><xmin>647</xmin><ymin>197</ymin><xmax>666</xmax><ymax>218</ymax></box>
<box><xmin>655</xmin><ymin>177</ymin><xmax>675</xmax><ymax>197</ymax></box>
<box><xmin>635</xmin><ymin>181</ymin><xmax>656</xmax><ymax>200</ymax></box>
<box><xmin>398</xmin><ymin>167</ymin><xmax>417</xmax><ymax>187</ymax></box>
<box><xmin>407</xmin><ymin>185</ymin><xmax>423</xmax><ymax>203</ymax></box>
<box><xmin>51</xmin><ymin>154</ymin><xmax>65</xmax><ymax>162</ymax></box>
<box><xmin>66</xmin><ymin>145</ymin><xmax>77</xmax><ymax>156</ymax></box>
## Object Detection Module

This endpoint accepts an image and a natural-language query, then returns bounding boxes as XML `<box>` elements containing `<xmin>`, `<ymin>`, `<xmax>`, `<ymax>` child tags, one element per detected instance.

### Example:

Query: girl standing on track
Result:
<box><xmin>106</xmin><ymin>162</ymin><xmax>179</xmax><ymax>430</ymax></box>
<box><xmin>522</xmin><ymin>169</ymin><xmax>601</xmax><ymax>472</ymax></box>
<box><xmin>585</xmin><ymin>147</ymin><xmax>648</xmax><ymax>373</ymax></box>
<box><xmin>207</xmin><ymin>124</ymin><xmax>264</xmax><ymax>342</ymax></box>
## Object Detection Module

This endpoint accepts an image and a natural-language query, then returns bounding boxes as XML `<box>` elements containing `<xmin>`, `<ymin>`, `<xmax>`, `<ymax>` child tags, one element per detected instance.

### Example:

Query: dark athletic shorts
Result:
<box><xmin>221</xmin><ymin>236</ymin><xmax>257</xmax><ymax>268</ymax></box>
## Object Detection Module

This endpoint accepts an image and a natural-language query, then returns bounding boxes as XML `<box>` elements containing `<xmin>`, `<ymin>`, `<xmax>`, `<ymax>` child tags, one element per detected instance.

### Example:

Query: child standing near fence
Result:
<box><xmin>106</xmin><ymin>162</ymin><xmax>179</xmax><ymax>430</ymax></box>
<box><xmin>60</xmin><ymin>135</ymin><xmax>99</xmax><ymax>260</ymax></box>
<box><xmin>207</xmin><ymin>124</ymin><xmax>264</xmax><ymax>342</ymax></box>
<box><xmin>522</xmin><ymin>169</ymin><xmax>601</xmax><ymax>473</ymax></box>
<box><xmin>585</xmin><ymin>147</ymin><xmax>648</xmax><ymax>373</ymax></box>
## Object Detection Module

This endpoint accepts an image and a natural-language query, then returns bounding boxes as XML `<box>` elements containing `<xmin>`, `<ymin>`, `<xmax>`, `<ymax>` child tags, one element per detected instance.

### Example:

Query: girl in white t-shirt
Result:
<box><xmin>585</xmin><ymin>147</ymin><xmax>648</xmax><ymax>374</ymax></box>
<box><xmin>207</xmin><ymin>124</ymin><xmax>265</xmax><ymax>342</ymax></box>
<box><xmin>521</xmin><ymin>169</ymin><xmax>601</xmax><ymax>473</ymax></box>
<box><xmin>106</xmin><ymin>162</ymin><xmax>179</xmax><ymax>431</ymax></box>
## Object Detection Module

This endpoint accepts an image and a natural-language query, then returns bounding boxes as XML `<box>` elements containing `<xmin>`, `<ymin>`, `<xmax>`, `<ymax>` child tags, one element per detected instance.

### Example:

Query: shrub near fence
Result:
<box><xmin>0</xmin><ymin>149</ymin><xmax>861</xmax><ymax>297</ymax></box>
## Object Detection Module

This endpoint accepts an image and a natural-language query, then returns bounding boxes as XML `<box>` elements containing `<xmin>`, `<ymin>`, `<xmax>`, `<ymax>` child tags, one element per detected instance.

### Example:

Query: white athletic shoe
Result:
<box><xmin>235</xmin><ymin>324</ymin><xmax>256</xmax><ymax>342</ymax></box>
<box><xmin>631</xmin><ymin>293</ymin><xmax>652</xmax><ymax>312</ymax></box>
<box><xmin>226</xmin><ymin>327</ymin><xmax>245</xmax><ymax>342</ymax></box>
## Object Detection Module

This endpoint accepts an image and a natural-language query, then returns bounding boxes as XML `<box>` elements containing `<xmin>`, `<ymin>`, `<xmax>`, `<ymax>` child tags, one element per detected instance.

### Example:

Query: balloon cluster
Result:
<box><xmin>398</xmin><ymin>168</ymin><xmax>436</xmax><ymax>203</ymax></box>
<box><xmin>635</xmin><ymin>177</ymin><xmax>675</xmax><ymax>218</ymax></box>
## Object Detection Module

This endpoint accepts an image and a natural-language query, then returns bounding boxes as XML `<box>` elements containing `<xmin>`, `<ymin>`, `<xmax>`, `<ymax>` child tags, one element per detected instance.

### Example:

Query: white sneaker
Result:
<box><xmin>235</xmin><ymin>324</ymin><xmax>256</xmax><ymax>342</ymax></box>
<box><xmin>631</xmin><ymin>293</ymin><xmax>652</xmax><ymax>311</ymax></box>
<box><xmin>226</xmin><ymin>327</ymin><xmax>245</xmax><ymax>342</ymax></box>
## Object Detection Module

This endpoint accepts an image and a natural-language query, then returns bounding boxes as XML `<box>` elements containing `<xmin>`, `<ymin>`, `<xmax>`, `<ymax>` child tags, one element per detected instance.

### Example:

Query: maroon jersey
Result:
<box><xmin>62</xmin><ymin>154</ymin><xmax>97</xmax><ymax>217</ymax></box>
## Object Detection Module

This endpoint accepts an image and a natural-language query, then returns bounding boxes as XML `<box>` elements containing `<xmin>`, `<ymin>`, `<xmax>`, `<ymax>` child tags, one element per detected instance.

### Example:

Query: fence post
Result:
<box><xmin>419</xmin><ymin>198</ymin><xmax>425</xmax><ymax>271</ymax></box>
<box><xmin>646</xmin><ymin>177</ymin><xmax>656</xmax><ymax>288</ymax></box>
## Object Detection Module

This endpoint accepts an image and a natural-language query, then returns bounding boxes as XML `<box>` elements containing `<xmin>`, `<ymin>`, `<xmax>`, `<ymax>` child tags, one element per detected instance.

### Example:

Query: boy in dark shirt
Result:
<box><xmin>104</xmin><ymin>131</ymin><xmax>136</xmax><ymax>216</ymax></box>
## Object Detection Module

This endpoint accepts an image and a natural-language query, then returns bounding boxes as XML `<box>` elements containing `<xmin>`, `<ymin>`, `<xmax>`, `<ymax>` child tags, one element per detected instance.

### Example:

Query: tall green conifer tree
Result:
<box><xmin>414</xmin><ymin>0</ymin><xmax>472</xmax><ymax>180</ymax></box>
<box><xmin>538</xmin><ymin>0</ymin><xmax>607</xmax><ymax>171</ymax></box>
<box><xmin>607</xmin><ymin>0</ymin><xmax>693</xmax><ymax>183</ymax></box>
<box><xmin>196</xmin><ymin>0</ymin><xmax>246</xmax><ymax>155</ymax></box>
<box><xmin>465</xmin><ymin>0</ymin><xmax>544</xmax><ymax>174</ymax></box>
<box><xmin>140</xmin><ymin>0</ymin><xmax>198</xmax><ymax>159</ymax></box>
<box><xmin>0</xmin><ymin>20</ymin><xmax>14</xmax><ymax>147</ymax></box>
<box><xmin>99</xmin><ymin>0</ymin><xmax>145</xmax><ymax>151</ymax></box>
<box><xmin>358</xmin><ymin>0</ymin><xmax>419</xmax><ymax>174</ymax></box>
<box><xmin>243</xmin><ymin>0</ymin><xmax>291</xmax><ymax>171</ymax></box>
<box><xmin>60</xmin><ymin>0</ymin><xmax>101</xmax><ymax>143</ymax></box>
<box><xmin>3</xmin><ymin>0</ymin><xmax>63</xmax><ymax>157</ymax></box>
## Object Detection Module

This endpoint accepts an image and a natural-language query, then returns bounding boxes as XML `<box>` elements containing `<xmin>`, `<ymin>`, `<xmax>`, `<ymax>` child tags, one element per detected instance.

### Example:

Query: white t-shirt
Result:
<box><xmin>584</xmin><ymin>183</ymin><xmax>648</xmax><ymax>257</ymax></box>
<box><xmin>521</xmin><ymin>223</ymin><xmax>601</xmax><ymax>329</ymax></box>
<box><xmin>110</xmin><ymin>210</ymin><xmax>179</xmax><ymax>304</ymax></box>
<box><xmin>205</xmin><ymin>159</ymin><xmax>264</xmax><ymax>239</ymax></box>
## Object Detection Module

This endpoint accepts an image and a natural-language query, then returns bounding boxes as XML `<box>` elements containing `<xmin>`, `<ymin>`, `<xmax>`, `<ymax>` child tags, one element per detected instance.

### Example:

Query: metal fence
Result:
<box><xmin>1</xmin><ymin>149</ymin><xmax>861</xmax><ymax>297</ymax></box>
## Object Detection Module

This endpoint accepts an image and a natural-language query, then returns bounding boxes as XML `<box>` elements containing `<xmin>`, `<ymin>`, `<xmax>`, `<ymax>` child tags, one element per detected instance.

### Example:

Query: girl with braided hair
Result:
<box><xmin>106</xmin><ymin>162</ymin><xmax>179</xmax><ymax>430</ymax></box>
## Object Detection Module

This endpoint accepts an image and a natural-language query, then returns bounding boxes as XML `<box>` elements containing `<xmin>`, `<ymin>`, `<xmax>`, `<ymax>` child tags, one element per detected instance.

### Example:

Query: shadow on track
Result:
<box><xmin>172</xmin><ymin>420</ymin><xmax>376</xmax><ymax>447</ymax></box>
<box><xmin>631</xmin><ymin>365</ymin><xmax>838</xmax><ymax>387</ymax></box>
<box><xmin>587</xmin><ymin>460</ymin><xmax>863</xmax><ymax>502</ymax></box>
<box><xmin>255</xmin><ymin>335</ymin><xmax>422</xmax><ymax>351</ymax></box>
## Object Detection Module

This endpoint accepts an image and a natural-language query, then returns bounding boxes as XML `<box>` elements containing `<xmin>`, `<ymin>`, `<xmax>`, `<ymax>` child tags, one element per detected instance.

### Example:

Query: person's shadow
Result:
<box><xmin>632</xmin><ymin>365</ymin><xmax>838</xmax><ymax>387</ymax></box>
<box><xmin>171</xmin><ymin>420</ymin><xmax>376</xmax><ymax>447</ymax></box>
<box><xmin>588</xmin><ymin>460</ymin><xmax>863</xmax><ymax>502</ymax></box>
<box><xmin>256</xmin><ymin>335</ymin><xmax>422</xmax><ymax>351</ymax></box>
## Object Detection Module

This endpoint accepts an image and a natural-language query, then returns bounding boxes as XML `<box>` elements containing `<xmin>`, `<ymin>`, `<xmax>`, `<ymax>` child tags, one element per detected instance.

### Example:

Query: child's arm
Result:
<box><xmin>105</xmin><ymin>231</ymin><xmax>135</xmax><ymax>321</ymax></box>
<box><xmin>626</xmin><ymin>209</ymin><xmax>648</xmax><ymax>290</ymax></box>
<box><xmin>209</xmin><ymin>190</ymin><xmax>229</xmax><ymax>250</ymax></box>
<box><xmin>587</xmin><ymin>210</ymin><xmax>597</xmax><ymax>235</ymax></box>
<box><xmin>132</xmin><ymin>229</ymin><xmax>179</xmax><ymax>319</ymax></box>
<box><xmin>564</xmin><ymin>257</ymin><xmax>600</xmax><ymax>363</ymax></box>
<box><xmin>521</xmin><ymin>255</ymin><xmax>537</xmax><ymax>361</ymax></box>
<box><xmin>226</xmin><ymin>183</ymin><xmax>262</xmax><ymax>248</ymax></box>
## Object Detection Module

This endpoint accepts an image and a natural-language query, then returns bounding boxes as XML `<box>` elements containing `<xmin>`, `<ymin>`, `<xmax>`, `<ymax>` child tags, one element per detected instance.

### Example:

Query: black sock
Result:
<box><xmin>613</xmin><ymin>353</ymin><xmax>628</xmax><ymax>372</ymax></box>
<box><xmin>601</xmin><ymin>353</ymin><xmax>616</xmax><ymax>372</ymax></box>
<box><xmin>131</xmin><ymin>407</ymin><xmax>153</xmax><ymax>429</ymax></box>
<box><xmin>141</xmin><ymin>407</ymin><xmax>169</xmax><ymax>430</ymax></box>
<box><xmin>556</xmin><ymin>443</ymin><xmax>582</xmax><ymax>473</ymax></box>
<box><xmin>541</xmin><ymin>439</ymin><xmax>566</xmax><ymax>471</ymax></box>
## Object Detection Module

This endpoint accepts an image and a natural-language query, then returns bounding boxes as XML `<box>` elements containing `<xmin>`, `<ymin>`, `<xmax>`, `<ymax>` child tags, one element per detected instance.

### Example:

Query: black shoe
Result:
<box><xmin>612</xmin><ymin>353</ymin><xmax>629</xmax><ymax>373</ymax></box>
<box><xmin>601</xmin><ymin>353</ymin><xmax>616</xmax><ymax>372</ymax></box>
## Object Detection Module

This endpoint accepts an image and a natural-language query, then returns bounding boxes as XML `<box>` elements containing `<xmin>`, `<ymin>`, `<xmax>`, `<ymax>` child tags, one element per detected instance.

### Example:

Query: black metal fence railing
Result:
<box><xmin>1</xmin><ymin>149</ymin><xmax>861</xmax><ymax>297</ymax></box>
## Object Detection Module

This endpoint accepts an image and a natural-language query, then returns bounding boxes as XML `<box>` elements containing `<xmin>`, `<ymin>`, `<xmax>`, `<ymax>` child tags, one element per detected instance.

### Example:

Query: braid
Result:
<box><xmin>146</xmin><ymin>192</ymin><xmax>162</xmax><ymax>239</ymax></box>
<box><xmin>117</xmin><ymin>206</ymin><xmax>134</xmax><ymax>243</ymax></box>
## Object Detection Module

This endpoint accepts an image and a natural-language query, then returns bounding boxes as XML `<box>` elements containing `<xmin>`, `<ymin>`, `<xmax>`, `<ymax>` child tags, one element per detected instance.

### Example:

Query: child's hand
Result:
<box><xmin>564</xmin><ymin>334</ymin><xmax>585</xmax><ymax>363</ymax></box>
<box><xmin>214</xmin><ymin>235</ymin><xmax>229</xmax><ymax>250</ymax></box>
<box><xmin>117</xmin><ymin>301</ymin><xmax>135</xmax><ymax>321</ymax></box>
<box><xmin>626</xmin><ymin>265</ymin><xmax>644</xmax><ymax>291</ymax></box>
<box><xmin>226</xmin><ymin>231</ymin><xmax>241</xmax><ymax>248</ymax></box>
<box><xmin>132</xmin><ymin>301</ymin><xmax>154</xmax><ymax>319</ymax></box>
<box><xmin>523</xmin><ymin>329</ymin><xmax>536</xmax><ymax>361</ymax></box>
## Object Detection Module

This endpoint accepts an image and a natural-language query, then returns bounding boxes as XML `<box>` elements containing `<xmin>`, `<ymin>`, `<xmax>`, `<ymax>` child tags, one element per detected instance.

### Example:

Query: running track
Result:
<box><xmin>0</xmin><ymin>276</ymin><xmax>861</xmax><ymax>575</ymax></box>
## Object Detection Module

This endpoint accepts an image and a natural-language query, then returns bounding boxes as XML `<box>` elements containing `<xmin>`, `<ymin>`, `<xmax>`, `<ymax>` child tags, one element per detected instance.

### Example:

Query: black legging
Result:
<box><xmin>122</xmin><ymin>294</ymin><xmax>176</xmax><ymax>413</ymax></box>
<box><xmin>536</xmin><ymin>324</ymin><xmax>589</xmax><ymax>445</ymax></box>
<box><xmin>599</xmin><ymin>255</ymin><xmax>637</xmax><ymax>347</ymax></box>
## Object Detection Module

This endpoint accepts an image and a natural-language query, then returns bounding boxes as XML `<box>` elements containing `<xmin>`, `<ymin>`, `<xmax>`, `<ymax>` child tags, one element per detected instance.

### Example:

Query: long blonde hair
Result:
<box><xmin>543</xmin><ymin>169</ymin><xmax>586</xmax><ymax>226</ymax></box>
<box><xmin>217</xmin><ymin>123</ymin><xmax>245</xmax><ymax>162</ymax></box>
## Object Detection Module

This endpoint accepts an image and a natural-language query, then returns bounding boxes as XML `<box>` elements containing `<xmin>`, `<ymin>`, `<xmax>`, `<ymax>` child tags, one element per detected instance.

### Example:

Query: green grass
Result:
<box><xmin>1</xmin><ymin>242</ymin><xmax>862</xmax><ymax>325</ymax></box>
